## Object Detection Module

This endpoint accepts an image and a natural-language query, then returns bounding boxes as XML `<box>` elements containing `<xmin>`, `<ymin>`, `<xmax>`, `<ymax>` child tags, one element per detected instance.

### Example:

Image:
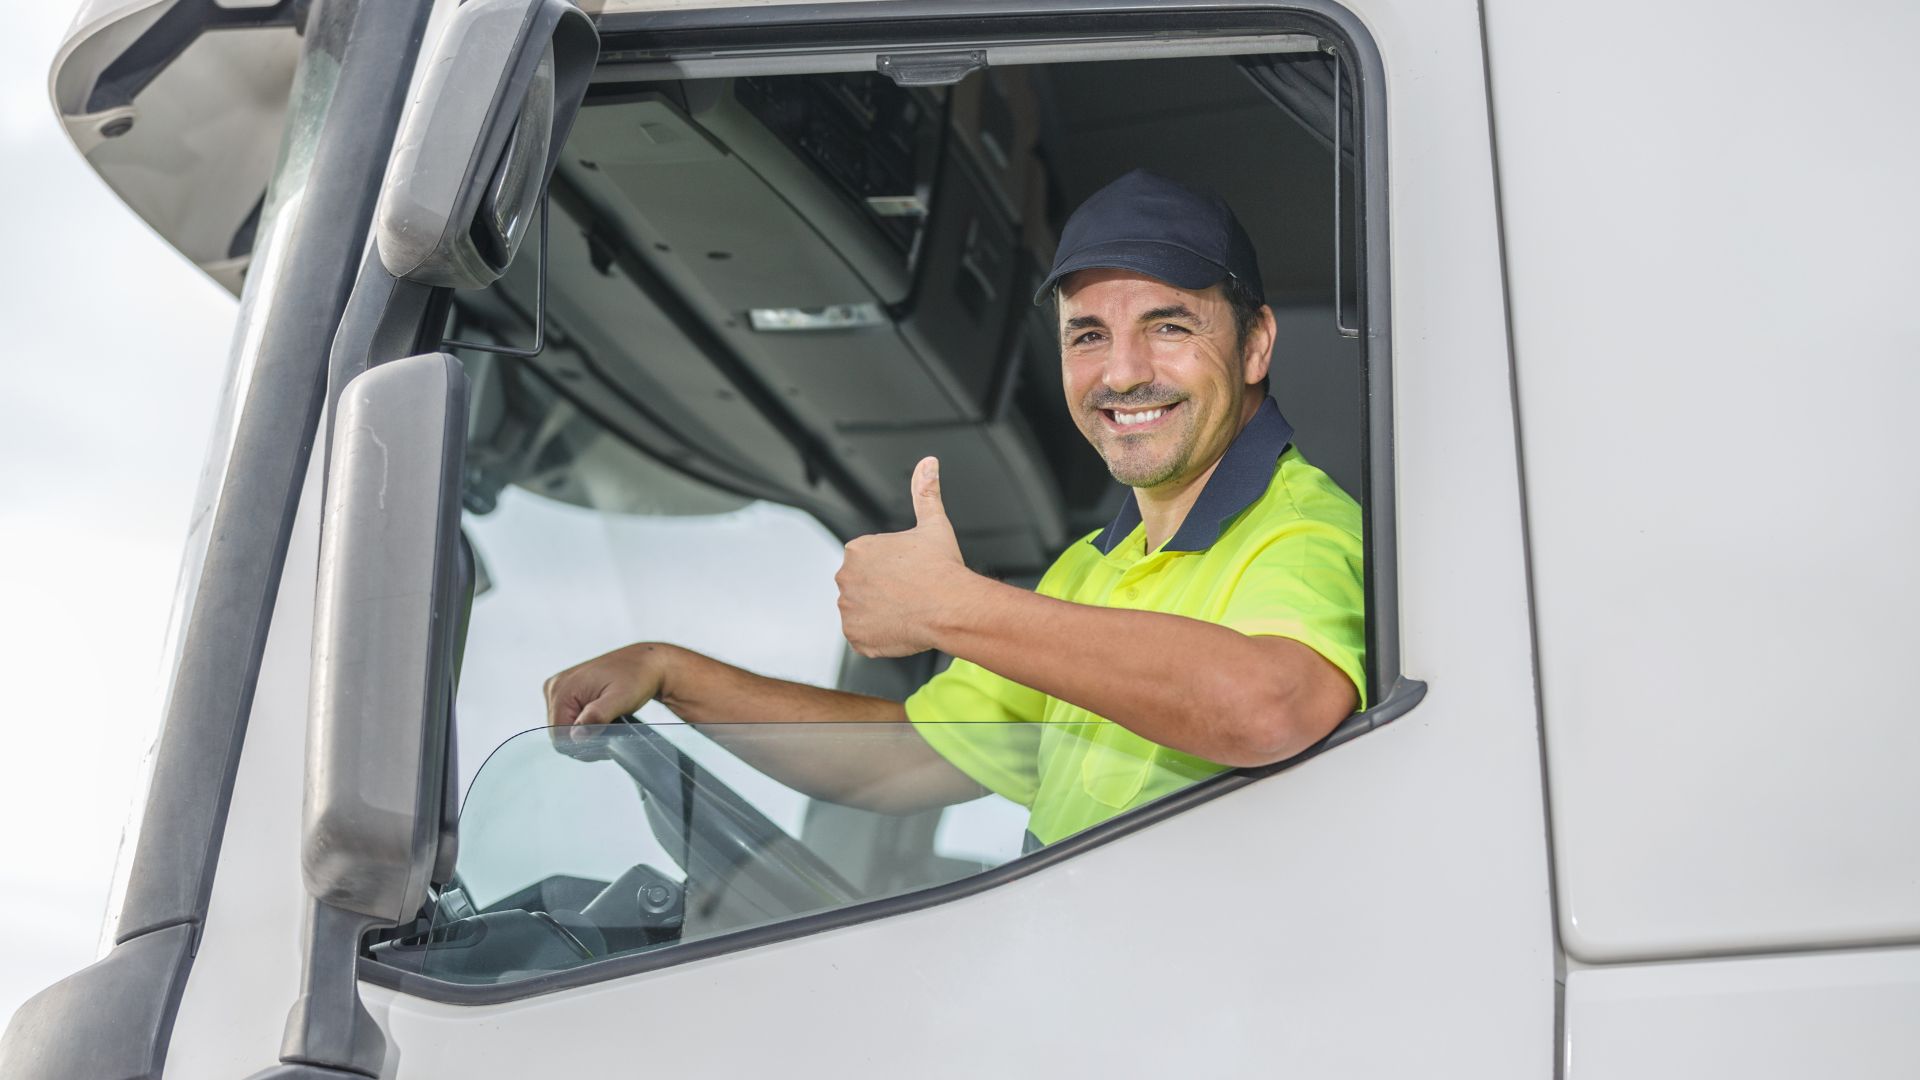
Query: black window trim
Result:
<box><xmin>360</xmin><ymin>0</ymin><xmax>1420</xmax><ymax>1007</ymax></box>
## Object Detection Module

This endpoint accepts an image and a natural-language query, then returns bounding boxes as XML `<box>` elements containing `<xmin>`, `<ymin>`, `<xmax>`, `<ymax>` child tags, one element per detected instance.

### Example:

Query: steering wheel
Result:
<box><xmin>594</xmin><ymin>716</ymin><xmax>861</xmax><ymax>920</ymax></box>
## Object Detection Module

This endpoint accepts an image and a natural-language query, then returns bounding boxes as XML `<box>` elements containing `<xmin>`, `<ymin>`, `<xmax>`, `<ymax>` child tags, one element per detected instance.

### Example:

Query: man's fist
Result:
<box><xmin>836</xmin><ymin>457</ymin><xmax>974</xmax><ymax>657</ymax></box>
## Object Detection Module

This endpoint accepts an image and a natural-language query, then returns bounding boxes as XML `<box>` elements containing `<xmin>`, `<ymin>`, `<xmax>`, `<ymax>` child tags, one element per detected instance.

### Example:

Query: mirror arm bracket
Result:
<box><xmin>443</xmin><ymin>190</ymin><xmax>549</xmax><ymax>359</ymax></box>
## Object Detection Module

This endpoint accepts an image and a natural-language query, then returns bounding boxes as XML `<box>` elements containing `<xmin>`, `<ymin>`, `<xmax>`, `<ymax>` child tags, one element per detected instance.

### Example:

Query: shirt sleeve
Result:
<box><xmin>904</xmin><ymin>658</ymin><xmax>1046</xmax><ymax>807</ymax></box>
<box><xmin>1217</xmin><ymin>517</ymin><xmax>1369</xmax><ymax>710</ymax></box>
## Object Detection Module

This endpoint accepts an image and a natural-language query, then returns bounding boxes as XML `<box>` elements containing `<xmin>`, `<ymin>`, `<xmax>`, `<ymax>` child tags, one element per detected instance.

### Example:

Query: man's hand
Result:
<box><xmin>544</xmin><ymin>642</ymin><xmax>672</xmax><ymax>748</ymax></box>
<box><xmin>836</xmin><ymin>457</ymin><xmax>977</xmax><ymax>658</ymax></box>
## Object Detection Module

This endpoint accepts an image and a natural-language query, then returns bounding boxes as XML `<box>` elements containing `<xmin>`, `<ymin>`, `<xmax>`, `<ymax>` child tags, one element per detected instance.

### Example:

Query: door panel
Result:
<box><xmin>1487</xmin><ymin>0</ymin><xmax>1920</xmax><ymax>961</ymax></box>
<box><xmin>373</xmin><ymin>709</ymin><xmax>1553</xmax><ymax>1077</ymax></box>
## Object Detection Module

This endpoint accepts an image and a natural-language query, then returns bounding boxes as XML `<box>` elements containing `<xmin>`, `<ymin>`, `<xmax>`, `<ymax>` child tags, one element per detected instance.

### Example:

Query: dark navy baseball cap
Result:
<box><xmin>1033</xmin><ymin>169</ymin><xmax>1264</xmax><ymax>305</ymax></box>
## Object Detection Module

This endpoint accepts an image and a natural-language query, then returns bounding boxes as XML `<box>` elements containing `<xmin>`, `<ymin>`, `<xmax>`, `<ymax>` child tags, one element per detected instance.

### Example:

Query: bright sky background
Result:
<box><xmin>0</xmin><ymin>4</ymin><xmax>237</xmax><ymax>1031</ymax></box>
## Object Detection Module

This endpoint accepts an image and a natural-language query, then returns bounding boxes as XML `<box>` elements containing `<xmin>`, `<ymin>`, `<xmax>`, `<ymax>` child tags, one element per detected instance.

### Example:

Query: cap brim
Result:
<box><xmin>1032</xmin><ymin>239</ymin><xmax>1230</xmax><ymax>305</ymax></box>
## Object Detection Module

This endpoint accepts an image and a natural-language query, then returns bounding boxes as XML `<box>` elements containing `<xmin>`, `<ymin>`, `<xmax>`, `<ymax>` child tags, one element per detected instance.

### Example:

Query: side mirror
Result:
<box><xmin>376</xmin><ymin>0</ymin><xmax>597</xmax><ymax>288</ymax></box>
<box><xmin>303</xmin><ymin>353</ymin><xmax>468</xmax><ymax>921</ymax></box>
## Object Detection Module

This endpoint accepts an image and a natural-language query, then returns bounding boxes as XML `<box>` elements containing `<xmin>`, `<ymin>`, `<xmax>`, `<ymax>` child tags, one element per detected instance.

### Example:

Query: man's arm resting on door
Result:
<box><xmin>925</xmin><ymin>582</ymin><xmax>1356</xmax><ymax>769</ymax></box>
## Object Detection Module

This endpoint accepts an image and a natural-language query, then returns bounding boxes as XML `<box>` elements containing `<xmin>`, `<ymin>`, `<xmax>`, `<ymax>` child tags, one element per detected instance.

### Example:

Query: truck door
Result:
<box><xmin>345</xmin><ymin>3</ymin><xmax>1552</xmax><ymax>1077</ymax></box>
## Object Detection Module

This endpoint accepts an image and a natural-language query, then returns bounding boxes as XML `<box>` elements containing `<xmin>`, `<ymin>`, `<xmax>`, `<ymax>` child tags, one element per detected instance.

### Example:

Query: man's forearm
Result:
<box><xmin>651</xmin><ymin>643</ymin><xmax>901</xmax><ymax>726</ymax></box>
<box><xmin>651</xmin><ymin>645</ymin><xmax>985</xmax><ymax>813</ymax></box>
<box><xmin>928</xmin><ymin>577</ymin><xmax>1355</xmax><ymax>767</ymax></box>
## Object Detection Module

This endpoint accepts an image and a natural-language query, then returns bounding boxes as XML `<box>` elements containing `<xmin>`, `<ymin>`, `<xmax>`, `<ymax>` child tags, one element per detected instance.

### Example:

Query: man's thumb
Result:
<box><xmin>910</xmin><ymin>456</ymin><xmax>947</xmax><ymax>527</ymax></box>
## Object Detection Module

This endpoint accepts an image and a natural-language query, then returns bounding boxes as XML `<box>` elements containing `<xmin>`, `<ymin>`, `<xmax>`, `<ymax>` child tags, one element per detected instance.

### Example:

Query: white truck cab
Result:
<box><xmin>5</xmin><ymin>0</ymin><xmax>1917</xmax><ymax>1077</ymax></box>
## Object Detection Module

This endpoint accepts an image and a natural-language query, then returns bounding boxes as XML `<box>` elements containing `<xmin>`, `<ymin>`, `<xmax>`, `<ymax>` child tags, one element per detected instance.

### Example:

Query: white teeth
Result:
<box><xmin>1113</xmin><ymin>407</ymin><xmax>1166</xmax><ymax>426</ymax></box>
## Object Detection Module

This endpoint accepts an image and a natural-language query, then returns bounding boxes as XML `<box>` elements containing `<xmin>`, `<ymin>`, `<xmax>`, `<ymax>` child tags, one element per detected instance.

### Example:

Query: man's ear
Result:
<box><xmin>1243</xmin><ymin>304</ymin><xmax>1278</xmax><ymax>386</ymax></box>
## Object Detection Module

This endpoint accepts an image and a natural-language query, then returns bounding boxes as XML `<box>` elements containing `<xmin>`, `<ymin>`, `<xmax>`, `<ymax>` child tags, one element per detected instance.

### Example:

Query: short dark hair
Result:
<box><xmin>1220</xmin><ymin>273</ymin><xmax>1265</xmax><ymax>356</ymax></box>
<box><xmin>1220</xmin><ymin>274</ymin><xmax>1270</xmax><ymax>392</ymax></box>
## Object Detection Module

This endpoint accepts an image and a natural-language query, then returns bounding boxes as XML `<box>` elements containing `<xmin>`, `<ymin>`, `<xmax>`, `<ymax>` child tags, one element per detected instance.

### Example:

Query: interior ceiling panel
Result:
<box><xmin>598</xmin><ymin>161</ymin><xmax>879</xmax><ymax>312</ymax></box>
<box><xmin>1035</xmin><ymin>57</ymin><xmax>1337</xmax><ymax>303</ymax></box>
<box><xmin>567</xmin><ymin>95</ymin><xmax>968</xmax><ymax>429</ymax></box>
<box><xmin>533</xmin><ymin>194</ymin><xmax>819</xmax><ymax>498</ymax></box>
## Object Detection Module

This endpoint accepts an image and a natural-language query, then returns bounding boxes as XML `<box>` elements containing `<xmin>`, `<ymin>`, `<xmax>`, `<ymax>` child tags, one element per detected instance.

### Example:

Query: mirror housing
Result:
<box><xmin>303</xmin><ymin>353</ymin><xmax>468</xmax><ymax>922</ymax></box>
<box><xmin>375</xmin><ymin>0</ymin><xmax>596</xmax><ymax>288</ymax></box>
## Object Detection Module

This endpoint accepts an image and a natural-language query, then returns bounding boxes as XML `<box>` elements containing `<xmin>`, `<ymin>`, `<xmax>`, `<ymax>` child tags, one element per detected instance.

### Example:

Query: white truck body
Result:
<box><xmin>5</xmin><ymin>1</ymin><xmax>1916</xmax><ymax>1077</ymax></box>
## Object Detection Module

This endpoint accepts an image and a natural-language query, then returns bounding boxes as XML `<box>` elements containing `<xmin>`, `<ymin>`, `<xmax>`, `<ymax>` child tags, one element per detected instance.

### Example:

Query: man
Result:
<box><xmin>545</xmin><ymin>170</ymin><xmax>1366</xmax><ymax>846</ymax></box>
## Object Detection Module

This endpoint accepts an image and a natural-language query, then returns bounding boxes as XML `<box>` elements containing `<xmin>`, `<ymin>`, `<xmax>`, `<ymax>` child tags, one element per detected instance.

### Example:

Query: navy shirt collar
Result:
<box><xmin>1091</xmin><ymin>396</ymin><xmax>1295</xmax><ymax>555</ymax></box>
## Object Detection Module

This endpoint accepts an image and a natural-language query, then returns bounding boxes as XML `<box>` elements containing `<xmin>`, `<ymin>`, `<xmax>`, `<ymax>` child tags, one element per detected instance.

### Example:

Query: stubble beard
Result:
<box><xmin>1099</xmin><ymin>414</ymin><xmax>1198</xmax><ymax>489</ymax></box>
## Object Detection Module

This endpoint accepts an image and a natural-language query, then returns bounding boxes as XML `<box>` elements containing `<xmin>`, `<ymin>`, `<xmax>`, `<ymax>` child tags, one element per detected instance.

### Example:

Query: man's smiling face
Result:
<box><xmin>1058</xmin><ymin>268</ymin><xmax>1273</xmax><ymax>492</ymax></box>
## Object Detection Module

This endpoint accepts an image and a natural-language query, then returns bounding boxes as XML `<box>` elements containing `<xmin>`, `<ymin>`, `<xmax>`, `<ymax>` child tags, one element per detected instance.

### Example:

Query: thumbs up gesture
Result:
<box><xmin>836</xmin><ymin>457</ymin><xmax>974</xmax><ymax>658</ymax></box>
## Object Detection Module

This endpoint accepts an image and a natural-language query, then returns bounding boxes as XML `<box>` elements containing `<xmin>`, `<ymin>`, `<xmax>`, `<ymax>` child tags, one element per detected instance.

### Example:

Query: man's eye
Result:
<box><xmin>1071</xmin><ymin>331</ymin><xmax>1104</xmax><ymax>346</ymax></box>
<box><xmin>1155</xmin><ymin>323</ymin><xmax>1192</xmax><ymax>336</ymax></box>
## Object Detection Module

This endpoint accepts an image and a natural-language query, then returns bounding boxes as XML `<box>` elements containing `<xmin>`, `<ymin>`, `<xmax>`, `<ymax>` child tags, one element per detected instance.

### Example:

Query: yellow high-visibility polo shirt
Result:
<box><xmin>905</xmin><ymin>398</ymin><xmax>1366</xmax><ymax>846</ymax></box>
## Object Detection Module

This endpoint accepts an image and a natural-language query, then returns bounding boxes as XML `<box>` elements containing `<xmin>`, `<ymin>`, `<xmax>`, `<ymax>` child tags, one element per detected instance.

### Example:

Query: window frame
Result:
<box><xmin>360</xmin><ymin>0</ymin><xmax>1422</xmax><ymax>1006</ymax></box>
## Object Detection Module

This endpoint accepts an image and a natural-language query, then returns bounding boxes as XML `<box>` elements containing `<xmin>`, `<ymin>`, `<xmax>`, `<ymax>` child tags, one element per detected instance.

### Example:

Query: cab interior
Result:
<box><xmin>452</xmin><ymin>52</ymin><xmax>1364</xmax><ymax>577</ymax></box>
<box><xmin>427</xmin><ymin>50</ymin><xmax>1370</xmax><ymax>959</ymax></box>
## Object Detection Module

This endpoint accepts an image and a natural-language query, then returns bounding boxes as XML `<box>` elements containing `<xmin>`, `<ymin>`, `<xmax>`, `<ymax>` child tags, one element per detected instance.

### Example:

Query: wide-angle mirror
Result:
<box><xmin>376</xmin><ymin>0</ymin><xmax>596</xmax><ymax>289</ymax></box>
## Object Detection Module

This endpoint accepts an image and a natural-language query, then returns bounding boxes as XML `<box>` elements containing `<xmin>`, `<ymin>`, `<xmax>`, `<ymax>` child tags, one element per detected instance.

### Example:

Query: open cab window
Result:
<box><xmin>367</xmin><ymin>13</ymin><xmax>1408</xmax><ymax>998</ymax></box>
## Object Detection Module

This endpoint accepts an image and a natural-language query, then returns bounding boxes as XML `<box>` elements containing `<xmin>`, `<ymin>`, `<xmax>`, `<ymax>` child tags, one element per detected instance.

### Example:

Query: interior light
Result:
<box><xmin>865</xmin><ymin>194</ymin><xmax>928</xmax><ymax>218</ymax></box>
<box><xmin>748</xmin><ymin>304</ymin><xmax>888</xmax><ymax>332</ymax></box>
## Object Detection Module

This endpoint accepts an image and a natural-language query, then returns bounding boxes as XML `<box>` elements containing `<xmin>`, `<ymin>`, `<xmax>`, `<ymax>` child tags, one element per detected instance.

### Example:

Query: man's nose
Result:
<box><xmin>1102</xmin><ymin>335</ymin><xmax>1153</xmax><ymax>395</ymax></box>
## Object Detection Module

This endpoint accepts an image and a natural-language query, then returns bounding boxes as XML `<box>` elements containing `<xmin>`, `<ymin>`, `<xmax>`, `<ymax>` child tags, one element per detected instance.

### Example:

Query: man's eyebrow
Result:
<box><xmin>1063</xmin><ymin>314</ymin><xmax>1108</xmax><ymax>333</ymax></box>
<box><xmin>1138</xmin><ymin>304</ymin><xmax>1201</xmax><ymax>323</ymax></box>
